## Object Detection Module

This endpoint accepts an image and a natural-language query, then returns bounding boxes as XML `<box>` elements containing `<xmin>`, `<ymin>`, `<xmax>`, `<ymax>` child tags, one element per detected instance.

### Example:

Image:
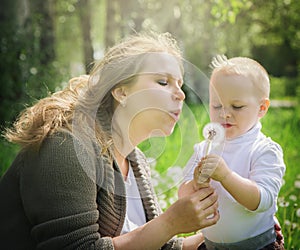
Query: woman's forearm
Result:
<box><xmin>113</xmin><ymin>213</ymin><xmax>175</xmax><ymax>250</ymax></box>
<box><xmin>113</xmin><ymin>187</ymin><xmax>219</xmax><ymax>249</ymax></box>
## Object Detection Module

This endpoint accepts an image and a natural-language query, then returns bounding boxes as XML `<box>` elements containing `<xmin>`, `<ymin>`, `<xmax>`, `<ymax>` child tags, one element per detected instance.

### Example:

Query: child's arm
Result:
<box><xmin>201</xmin><ymin>154</ymin><xmax>260</xmax><ymax>211</ymax></box>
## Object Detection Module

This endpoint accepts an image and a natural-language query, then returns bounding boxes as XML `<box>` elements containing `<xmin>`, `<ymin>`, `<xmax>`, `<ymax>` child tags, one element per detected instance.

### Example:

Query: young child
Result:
<box><xmin>179</xmin><ymin>55</ymin><xmax>286</xmax><ymax>249</ymax></box>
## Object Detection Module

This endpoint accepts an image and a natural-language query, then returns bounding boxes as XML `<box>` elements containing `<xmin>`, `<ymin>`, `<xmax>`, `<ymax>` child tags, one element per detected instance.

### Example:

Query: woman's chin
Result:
<box><xmin>149</xmin><ymin>127</ymin><xmax>174</xmax><ymax>138</ymax></box>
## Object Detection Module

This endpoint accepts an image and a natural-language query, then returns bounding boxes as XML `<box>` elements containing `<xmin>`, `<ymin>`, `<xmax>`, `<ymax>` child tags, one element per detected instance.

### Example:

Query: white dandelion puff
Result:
<box><xmin>296</xmin><ymin>208</ymin><xmax>300</xmax><ymax>218</ymax></box>
<box><xmin>294</xmin><ymin>180</ymin><xmax>300</xmax><ymax>189</ymax></box>
<box><xmin>196</xmin><ymin>123</ymin><xmax>225</xmax><ymax>184</ymax></box>
<box><xmin>289</xmin><ymin>195</ymin><xmax>297</xmax><ymax>201</ymax></box>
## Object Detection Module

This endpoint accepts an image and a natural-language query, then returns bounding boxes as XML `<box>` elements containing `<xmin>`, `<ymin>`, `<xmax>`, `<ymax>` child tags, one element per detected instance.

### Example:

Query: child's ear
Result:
<box><xmin>258</xmin><ymin>98</ymin><xmax>270</xmax><ymax>118</ymax></box>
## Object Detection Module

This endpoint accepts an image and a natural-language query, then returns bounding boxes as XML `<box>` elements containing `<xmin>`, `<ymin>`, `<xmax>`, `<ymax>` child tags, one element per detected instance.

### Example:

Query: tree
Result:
<box><xmin>0</xmin><ymin>0</ymin><xmax>25</xmax><ymax>127</ymax></box>
<box><xmin>77</xmin><ymin>0</ymin><xmax>94</xmax><ymax>73</ymax></box>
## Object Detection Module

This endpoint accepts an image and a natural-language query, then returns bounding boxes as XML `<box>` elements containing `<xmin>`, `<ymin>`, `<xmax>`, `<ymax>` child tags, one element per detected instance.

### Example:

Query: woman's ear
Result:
<box><xmin>258</xmin><ymin>98</ymin><xmax>270</xmax><ymax>118</ymax></box>
<box><xmin>111</xmin><ymin>86</ymin><xmax>127</xmax><ymax>107</ymax></box>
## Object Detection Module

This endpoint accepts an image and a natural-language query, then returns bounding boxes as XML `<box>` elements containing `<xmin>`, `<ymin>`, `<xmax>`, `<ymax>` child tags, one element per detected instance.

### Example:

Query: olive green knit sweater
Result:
<box><xmin>0</xmin><ymin>132</ymin><xmax>183</xmax><ymax>249</ymax></box>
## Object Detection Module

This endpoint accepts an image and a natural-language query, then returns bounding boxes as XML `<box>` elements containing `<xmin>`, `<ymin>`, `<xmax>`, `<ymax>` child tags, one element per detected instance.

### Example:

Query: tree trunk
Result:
<box><xmin>104</xmin><ymin>0</ymin><xmax>120</xmax><ymax>49</ymax></box>
<box><xmin>77</xmin><ymin>0</ymin><xmax>94</xmax><ymax>73</ymax></box>
<box><xmin>32</xmin><ymin>0</ymin><xmax>56</xmax><ymax>65</ymax></box>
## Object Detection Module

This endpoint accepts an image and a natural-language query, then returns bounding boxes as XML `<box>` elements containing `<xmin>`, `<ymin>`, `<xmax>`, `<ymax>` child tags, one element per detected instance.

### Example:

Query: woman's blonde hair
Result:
<box><xmin>4</xmin><ymin>32</ymin><xmax>183</xmax><ymax>157</ymax></box>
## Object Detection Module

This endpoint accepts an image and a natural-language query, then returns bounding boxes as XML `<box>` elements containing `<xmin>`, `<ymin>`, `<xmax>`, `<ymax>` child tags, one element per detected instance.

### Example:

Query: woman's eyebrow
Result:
<box><xmin>153</xmin><ymin>72</ymin><xmax>184</xmax><ymax>84</ymax></box>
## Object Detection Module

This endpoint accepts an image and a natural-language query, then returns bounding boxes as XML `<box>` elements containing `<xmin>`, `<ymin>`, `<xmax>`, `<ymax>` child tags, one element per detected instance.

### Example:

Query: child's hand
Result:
<box><xmin>193</xmin><ymin>160</ymin><xmax>211</xmax><ymax>188</ymax></box>
<box><xmin>198</xmin><ymin>154</ymin><xmax>231</xmax><ymax>183</ymax></box>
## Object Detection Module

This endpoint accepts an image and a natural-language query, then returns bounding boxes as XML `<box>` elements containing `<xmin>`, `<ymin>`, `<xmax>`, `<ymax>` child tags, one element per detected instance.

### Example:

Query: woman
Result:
<box><xmin>0</xmin><ymin>32</ymin><xmax>219</xmax><ymax>249</ymax></box>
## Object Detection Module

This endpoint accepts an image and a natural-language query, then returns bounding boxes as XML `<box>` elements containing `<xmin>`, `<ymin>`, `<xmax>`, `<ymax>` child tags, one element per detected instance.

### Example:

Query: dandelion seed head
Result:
<box><xmin>294</xmin><ymin>180</ymin><xmax>300</xmax><ymax>189</ymax></box>
<box><xmin>279</xmin><ymin>200</ymin><xmax>290</xmax><ymax>207</ymax></box>
<box><xmin>151</xmin><ymin>178</ymin><xmax>159</xmax><ymax>187</ymax></box>
<box><xmin>289</xmin><ymin>195</ymin><xmax>297</xmax><ymax>201</ymax></box>
<box><xmin>147</xmin><ymin>157</ymin><xmax>157</xmax><ymax>168</ymax></box>
<box><xmin>296</xmin><ymin>208</ymin><xmax>300</xmax><ymax>218</ymax></box>
<box><xmin>167</xmin><ymin>166</ymin><xmax>183</xmax><ymax>183</ymax></box>
<box><xmin>159</xmin><ymin>199</ymin><xmax>167</xmax><ymax>210</ymax></box>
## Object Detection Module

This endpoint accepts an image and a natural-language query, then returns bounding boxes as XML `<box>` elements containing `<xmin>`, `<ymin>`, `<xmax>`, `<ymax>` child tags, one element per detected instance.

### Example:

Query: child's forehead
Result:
<box><xmin>211</xmin><ymin>72</ymin><xmax>254</xmax><ymax>88</ymax></box>
<box><xmin>210</xmin><ymin>73</ymin><xmax>259</xmax><ymax>98</ymax></box>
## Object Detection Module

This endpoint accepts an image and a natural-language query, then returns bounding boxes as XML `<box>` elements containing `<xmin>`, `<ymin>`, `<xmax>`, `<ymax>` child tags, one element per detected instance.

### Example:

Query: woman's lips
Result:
<box><xmin>169</xmin><ymin>110</ymin><xmax>181</xmax><ymax>121</ymax></box>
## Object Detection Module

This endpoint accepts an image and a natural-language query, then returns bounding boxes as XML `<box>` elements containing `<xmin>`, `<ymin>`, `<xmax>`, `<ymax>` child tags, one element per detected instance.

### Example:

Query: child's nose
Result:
<box><xmin>220</xmin><ymin>108</ymin><xmax>231</xmax><ymax>118</ymax></box>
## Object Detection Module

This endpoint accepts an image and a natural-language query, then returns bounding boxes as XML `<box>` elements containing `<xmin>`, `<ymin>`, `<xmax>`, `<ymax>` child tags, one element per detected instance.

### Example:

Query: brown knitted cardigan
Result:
<box><xmin>0</xmin><ymin>132</ymin><xmax>183</xmax><ymax>249</ymax></box>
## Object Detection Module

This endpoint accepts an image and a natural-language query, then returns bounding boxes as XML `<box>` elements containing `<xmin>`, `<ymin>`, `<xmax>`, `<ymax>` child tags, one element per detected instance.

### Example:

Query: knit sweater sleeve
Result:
<box><xmin>20</xmin><ymin>132</ymin><xmax>114</xmax><ymax>250</ymax></box>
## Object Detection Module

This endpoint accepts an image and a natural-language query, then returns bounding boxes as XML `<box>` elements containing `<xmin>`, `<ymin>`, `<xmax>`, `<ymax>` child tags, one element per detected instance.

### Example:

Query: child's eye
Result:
<box><xmin>157</xmin><ymin>80</ymin><xmax>168</xmax><ymax>86</ymax></box>
<box><xmin>232</xmin><ymin>105</ymin><xmax>244</xmax><ymax>109</ymax></box>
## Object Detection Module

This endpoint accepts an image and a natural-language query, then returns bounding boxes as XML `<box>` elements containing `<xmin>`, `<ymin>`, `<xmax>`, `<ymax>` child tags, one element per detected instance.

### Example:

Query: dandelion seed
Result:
<box><xmin>159</xmin><ymin>199</ymin><xmax>167</xmax><ymax>210</ymax></box>
<box><xmin>294</xmin><ymin>180</ymin><xmax>300</xmax><ymax>189</ymax></box>
<box><xmin>279</xmin><ymin>200</ymin><xmax>289</xmax><ymax>207</ymax></box>
<box><xmin>151</xmin><ymin>178</ymin><xmax>159</xmax><ymax>187</ymax></box>
<box><xmin>291</xmin><ymin>223</ymin><xmax>298</xmax><ymax>230</ymax></box>
<box><xmin>147</xmin><ymin>157</ymin><xmax>157</xmax><ymax>168</ymax></box>
<box><xmin>167</xmin><ymin>166</ymin><xmax>182</xmax><ymax>183</ymax></box>
<box><xmin>289</xmin><ymin>195</ymin><xmax>297</xmax><ymax>201</ymax></box>
<box><xmin>278</xmin><ymin>197</ymin><xmax>284</xmax><ymax>203</ymax></box>
<box><xmin>30</xmin><ymin>67</ymin><xmax>38</xmax><ymax>75</ymax></box>
<box><xmin>296</xmin><ymin>208</ymin><xmax>300</xmax><ymax>217</ymax></box>
<box><xmin>284</xmin><ymin>220</ymin><xmax>291</xmax><ymax>226</ymax></box>
<box><xmin>168</xmin><ymin>197</ymin><xmax>177</xmax><ymax>205</ymax></box>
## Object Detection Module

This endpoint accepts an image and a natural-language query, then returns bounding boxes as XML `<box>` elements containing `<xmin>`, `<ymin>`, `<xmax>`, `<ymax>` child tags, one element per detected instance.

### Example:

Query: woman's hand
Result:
<box><xmin>164</xmin><ymin>186</ymin><xmax>219</xmax><ymax>235</ymax></box>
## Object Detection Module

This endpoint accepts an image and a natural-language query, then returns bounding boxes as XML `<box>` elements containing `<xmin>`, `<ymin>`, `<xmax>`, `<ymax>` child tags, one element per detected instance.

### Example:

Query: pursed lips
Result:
<box><xmin>169</xmin><ymin>109</ymin><xmax>182</xmax><ymax>121</ymax></box>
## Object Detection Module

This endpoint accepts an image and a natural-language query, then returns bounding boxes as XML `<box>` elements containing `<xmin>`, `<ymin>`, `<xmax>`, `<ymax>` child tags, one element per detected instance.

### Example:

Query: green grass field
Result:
<box><xmin>1</xmin><ymin>104</ymin><xmax>299</xmax><ymax>249</ymax></box>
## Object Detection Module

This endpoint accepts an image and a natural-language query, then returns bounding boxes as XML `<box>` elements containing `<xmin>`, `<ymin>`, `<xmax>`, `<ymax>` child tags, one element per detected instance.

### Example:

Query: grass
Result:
<box><xmin>1</xmin><ymin>104</ymin><xmax>299</xmax><ymax>249</ymax></box>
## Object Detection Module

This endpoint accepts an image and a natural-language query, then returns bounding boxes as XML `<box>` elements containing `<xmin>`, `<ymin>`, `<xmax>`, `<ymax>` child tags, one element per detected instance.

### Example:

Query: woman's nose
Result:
<box><xmin>173</xmin><ymin>86</ymin><xmax>185</xmax><ymax>101</ymax></box>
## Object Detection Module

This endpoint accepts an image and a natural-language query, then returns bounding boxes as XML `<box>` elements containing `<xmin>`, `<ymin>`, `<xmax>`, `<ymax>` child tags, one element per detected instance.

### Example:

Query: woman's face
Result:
<box><xmin>114</xmin><ymin>53</ymin><xmax>185</xmax><ymax>144</ymax></box>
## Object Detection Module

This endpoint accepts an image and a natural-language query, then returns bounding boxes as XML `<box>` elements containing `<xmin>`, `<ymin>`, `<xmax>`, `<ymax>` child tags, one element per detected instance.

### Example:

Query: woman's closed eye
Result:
<box><xmin>213</xmin><ymin>105</ymin><xmax>223</xmax><ymax>109</ymax></box>
<box><xmin>157</xmin><ymin>79</ymin><xmax>168</xmax><ymax>86</ymax></box>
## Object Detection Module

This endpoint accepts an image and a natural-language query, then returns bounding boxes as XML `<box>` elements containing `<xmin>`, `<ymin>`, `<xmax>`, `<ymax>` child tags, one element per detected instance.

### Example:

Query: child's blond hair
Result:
<box><xmin>210</xmin><ymin>55</ymin><xmax>270</xmax><ymax>99</ymax></box>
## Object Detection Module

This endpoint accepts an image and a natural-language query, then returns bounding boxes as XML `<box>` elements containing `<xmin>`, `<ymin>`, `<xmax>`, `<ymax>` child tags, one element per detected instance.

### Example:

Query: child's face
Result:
<box><xmin>209</xmin><ymin>72</ymin><xmax>264</xmax><ymax>139</ymax></box>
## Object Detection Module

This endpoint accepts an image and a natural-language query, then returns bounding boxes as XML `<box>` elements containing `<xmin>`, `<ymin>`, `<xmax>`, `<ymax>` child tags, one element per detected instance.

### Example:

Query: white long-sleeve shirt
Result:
<box><xmin>183</xmin><ymin>122</ymin><xmax>286</xmax><ymax>243</ymax></box>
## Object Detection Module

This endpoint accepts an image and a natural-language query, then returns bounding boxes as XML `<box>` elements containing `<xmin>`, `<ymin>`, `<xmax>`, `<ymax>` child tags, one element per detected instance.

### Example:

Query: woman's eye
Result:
<box><xmin>213</xmin><ymin>105</ymin><xmax>222</xmax><ymax>109</ymax></box>
<box><xmin>157</xmin><ymin>80</ymin><xmax>168</xmax><ymax>86</ymax></box>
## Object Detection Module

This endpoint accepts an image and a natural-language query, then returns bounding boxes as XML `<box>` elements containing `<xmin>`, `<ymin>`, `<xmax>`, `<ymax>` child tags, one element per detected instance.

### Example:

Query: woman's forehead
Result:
<box><xmin>139</xmin><ymin>52</ymin><xmax>183</xmax><ymax>79</ymax></box>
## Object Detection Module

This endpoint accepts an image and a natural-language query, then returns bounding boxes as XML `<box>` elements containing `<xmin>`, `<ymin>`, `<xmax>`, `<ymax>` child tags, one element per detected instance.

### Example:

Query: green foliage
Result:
<box><xmin>270</xmin><ymin>76</ymin><xmax>300</xmax><ymax>99</ymax></box>
<box><xmin>0</xmin><ymin>138</ymin><xmax>19</xmax><ymax>176</ymax></box>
